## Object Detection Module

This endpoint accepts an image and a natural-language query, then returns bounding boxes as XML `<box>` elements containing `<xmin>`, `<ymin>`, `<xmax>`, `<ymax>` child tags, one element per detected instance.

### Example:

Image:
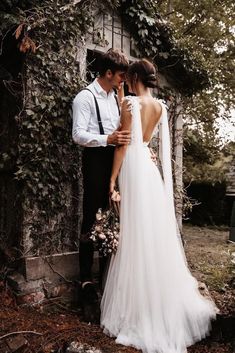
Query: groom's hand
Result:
<box><xmin>107</xmin><ymin>130</ymin><xmax>131</xmax><ymax>146</ymax></box>
<box><xmin>149</xmin><ymin>147</ymin><xmax>158</xmax><ymax>165</ymax></box>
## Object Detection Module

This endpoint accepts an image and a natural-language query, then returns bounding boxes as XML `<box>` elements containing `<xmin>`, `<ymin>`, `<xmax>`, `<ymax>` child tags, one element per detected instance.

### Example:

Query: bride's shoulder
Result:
<box><xmin>152</xmin><ymin>98</ymin><xmax>168</xmax><ymax>117</ymax></box>
<box><xmin>154</xmin><ymin>99</ymin><xmax>163</xmax><ymax>111</ymax></box>
<box><xmin>121</xmin><ymin>95</ymin><xmax>137</xmax><ymax>112</ymax></box>
<box><xmin>154</xmin><ymin>98</ymin><xmax>168</xmax><ymax>109</ymax></box>
<box><xmin>121</xmin><ymin>95</ymin><xmax>137</xmax><ymax>103</ymax></box>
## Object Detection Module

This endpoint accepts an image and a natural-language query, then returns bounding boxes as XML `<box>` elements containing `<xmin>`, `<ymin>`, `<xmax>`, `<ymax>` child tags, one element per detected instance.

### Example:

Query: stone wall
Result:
<box><xmin>2</xmin><ymin>10</ymin><xmax>184</xmax><ymax>304</ymax></box>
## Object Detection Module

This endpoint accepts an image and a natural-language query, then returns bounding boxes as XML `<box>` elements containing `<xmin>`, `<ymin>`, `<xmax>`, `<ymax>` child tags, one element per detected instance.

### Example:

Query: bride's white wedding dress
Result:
<box><xmin>100</xmin><ymin>96</ymin><xmax>217</xmax><ymax>353</ymax></box>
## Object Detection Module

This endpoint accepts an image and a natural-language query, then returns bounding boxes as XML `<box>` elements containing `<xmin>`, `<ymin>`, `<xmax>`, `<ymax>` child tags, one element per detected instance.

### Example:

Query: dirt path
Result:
<box><xmin>0</xmin><ymin>225</ymin><xmax>234</xmax><ymax>353</ymax></box>
<box><xmin>183</xmin><ymin>225</ymin><xmax>235</xmax><ymax>315</ymax></box>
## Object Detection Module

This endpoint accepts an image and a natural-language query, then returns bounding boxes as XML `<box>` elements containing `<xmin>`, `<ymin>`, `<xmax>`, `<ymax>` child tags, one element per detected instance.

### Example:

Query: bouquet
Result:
<box><xmin>90</xmin><ymin>191</ymin><xmax>120</xmax><ymax>256</ymax></box>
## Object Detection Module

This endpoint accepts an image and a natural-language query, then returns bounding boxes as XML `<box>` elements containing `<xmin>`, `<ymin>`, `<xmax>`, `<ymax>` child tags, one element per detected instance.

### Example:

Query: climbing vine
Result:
<box><xmin>0</xmin><ymin>1</ymin><xmax>98</xmax><ymax>253</ymax></box>
<box><xmin>1</xmin><ymin>1</ymin><xmax>95</xmax><ymax>216</ymax></box>
<box><xmin>0</xmin><ymin>0</ymin><xmax>209</xmax><ymax>253</ymax></box>
<box><xmin>120</xmin><ymin>0</ymin><xmax>209</xmax><ymax>94</ymax></box>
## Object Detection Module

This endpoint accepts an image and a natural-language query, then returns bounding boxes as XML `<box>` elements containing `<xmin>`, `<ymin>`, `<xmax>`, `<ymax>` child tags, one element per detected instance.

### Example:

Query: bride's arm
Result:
<box><xmin>110</xmin><ymin>99</ymin><xmax>132</xmax><ymax>193</ymax></box>
<box><xmin>117</xmin><ymin>83</ymin><xmax>125</xmax><ymax>106</ymax></box>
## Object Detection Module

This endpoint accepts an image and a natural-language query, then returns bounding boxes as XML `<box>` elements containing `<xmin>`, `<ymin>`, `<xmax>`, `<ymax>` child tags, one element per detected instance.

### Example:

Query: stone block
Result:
<box><xmin>6</xmin><ymin>251</ymin><xmax>100</xmax><ymax>305</ymax></box>
<box><xmin>24</xmin><ymin>251</ymin><xmax>80</xmax><ymax>281</ymax></box>
<box><xmin>8</xmin><ymin>274</ymin><xmax>78</xmax><ymax>304</ymax></box>
<box><xmin>43</xmin><ymin>282</ymin><xmax>76</xmax><ymax>299</ymax></box>
<box><xmin>7</xmin><ymin>273</ymin><xmax>43</xmax><ymax>294</ymax></box>
<box><xmin>6</xmin><ymin>335</ymin><xmax>28</xmax><ymax>352</ymax></box>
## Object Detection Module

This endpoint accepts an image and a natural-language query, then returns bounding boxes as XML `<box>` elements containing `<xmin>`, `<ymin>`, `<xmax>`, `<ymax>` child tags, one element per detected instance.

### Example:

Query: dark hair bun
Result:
<box><xmin>127</xmin><ymin>59</ymin><xmax>158</xmax><ymax>89</ymax></box>
<box><xmin>143</xmin><ymin>73</ymin><xmax>157</xmax><ymax>88</ymax></box>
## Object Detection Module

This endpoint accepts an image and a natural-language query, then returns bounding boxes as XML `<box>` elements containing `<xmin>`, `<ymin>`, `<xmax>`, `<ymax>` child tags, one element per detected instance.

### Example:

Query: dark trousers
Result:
<box><xmin>79</xmin><ymin>146</ymin><xmax>115</xmax><ymax>284</ymax></box>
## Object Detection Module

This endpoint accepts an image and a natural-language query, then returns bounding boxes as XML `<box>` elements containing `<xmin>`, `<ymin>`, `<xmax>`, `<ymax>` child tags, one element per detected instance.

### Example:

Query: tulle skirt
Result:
<box><xmin>100</xmin><ymin>144</ymin><xmax>217</xmax><ymax>353</ymax></box>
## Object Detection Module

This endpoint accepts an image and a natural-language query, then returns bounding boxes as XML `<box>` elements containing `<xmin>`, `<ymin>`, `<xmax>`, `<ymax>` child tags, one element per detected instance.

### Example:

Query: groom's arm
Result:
<box><xmin>72</xmin><ymin>91</ymin><xmax>131</xmax><ymax>147</ymax></box>
<box><xmin>72</xmin><ymin>91</ymin><xmax>108</xmax><ymax>147</ymax></box>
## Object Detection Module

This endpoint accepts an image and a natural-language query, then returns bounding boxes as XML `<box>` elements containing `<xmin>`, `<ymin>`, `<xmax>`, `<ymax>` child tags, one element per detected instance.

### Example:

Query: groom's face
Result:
<box><xmin>106</xmin><ymin>70</ymin><xmax>126</xmax><ymax>90</ymax></box>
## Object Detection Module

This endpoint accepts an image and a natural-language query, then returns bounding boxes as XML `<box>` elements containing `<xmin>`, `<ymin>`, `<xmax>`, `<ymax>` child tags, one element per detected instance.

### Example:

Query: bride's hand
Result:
<box><xmin>117</xmin><ymin>82</ymin><xmax>125</xmax><ymax>104</ymax></box>
<box><xmin>111</xmin><ymin>190</ymin><xmax>121</xmax><ymax>202</ymax></box>
<box><xmin>109</xmin><ymin>184</ymin><xmax>121</xmax><ymax>216</ymax></box>
<box><xmin>109</xmin><ymin>181</ymin><xmax>121</xmax><ymax>202</ymax></box>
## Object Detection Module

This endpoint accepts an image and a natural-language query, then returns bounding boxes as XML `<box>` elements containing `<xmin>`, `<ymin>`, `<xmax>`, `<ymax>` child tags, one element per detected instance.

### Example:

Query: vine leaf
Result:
<box><xmin>15</xmin><ymin>23</ymin><xmax>24</xmax><ymax>39</ymax></box>
<box><xmin>19</xmin><ymin>36</ymin><xmax>36</xmax><ymax>53</ymax></box>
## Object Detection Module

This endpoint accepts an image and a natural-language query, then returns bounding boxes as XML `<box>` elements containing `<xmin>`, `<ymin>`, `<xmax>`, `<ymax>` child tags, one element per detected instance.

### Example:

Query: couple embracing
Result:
<box><xmin>72</xmin><ymin>49</ymin><xmax>217</xmax><ymax>353</ymax></box>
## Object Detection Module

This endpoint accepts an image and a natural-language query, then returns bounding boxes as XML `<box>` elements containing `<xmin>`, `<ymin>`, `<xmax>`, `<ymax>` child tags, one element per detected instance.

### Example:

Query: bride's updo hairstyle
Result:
<box><xmin>127</xmin><ymin>59</ymin><xmax>158</xmax><ymax>89</ymax></box>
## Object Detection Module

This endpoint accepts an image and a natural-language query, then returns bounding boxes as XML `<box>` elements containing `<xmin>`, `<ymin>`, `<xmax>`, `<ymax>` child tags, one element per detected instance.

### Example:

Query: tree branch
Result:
<box><xmin>0</xmin><ymin>331</ymin><xmax>43</xmax><ymax>340</ymax></box>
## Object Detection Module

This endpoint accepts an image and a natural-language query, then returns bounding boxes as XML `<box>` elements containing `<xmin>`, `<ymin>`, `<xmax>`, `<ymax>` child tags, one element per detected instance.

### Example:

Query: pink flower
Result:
<box><xmin>98</xmin><ymin>233</ymin><xmax>106</xmax><ymax>240</ymax></box>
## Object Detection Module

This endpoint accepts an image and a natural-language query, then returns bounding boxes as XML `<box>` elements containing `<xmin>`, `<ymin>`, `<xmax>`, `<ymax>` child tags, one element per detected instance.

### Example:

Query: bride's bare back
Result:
<box><xmin>139</xmin><ymin>96</ymin><xmax>162</xmax><ymax>143</ymax></box>
<box><xmin>120</xmin><ymin>96</ymin><xmax>162</xmax><ymax>143</ymax></box>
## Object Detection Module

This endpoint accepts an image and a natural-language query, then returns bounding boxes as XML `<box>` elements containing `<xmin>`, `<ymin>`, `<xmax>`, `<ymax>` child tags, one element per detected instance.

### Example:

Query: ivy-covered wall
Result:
<box><xmin>0</xmin><ymin>0</ymin><xmax>208</xmax><ymax>259</ymax></box>
<box><xmin>0</xmin><ymin>1</ymin><xmax>96</xmax><ymax>256</ymax></box>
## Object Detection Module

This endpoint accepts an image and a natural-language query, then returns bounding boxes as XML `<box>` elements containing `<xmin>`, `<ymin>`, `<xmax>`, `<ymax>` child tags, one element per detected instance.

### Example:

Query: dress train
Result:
<box><xmin>100</xmin><ymin>96</ymin><xmax>217</xmax><ymax>353</ymax></box>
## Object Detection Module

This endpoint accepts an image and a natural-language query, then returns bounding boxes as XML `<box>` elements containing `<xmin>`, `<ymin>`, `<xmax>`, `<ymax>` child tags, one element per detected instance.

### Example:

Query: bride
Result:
<box><xmin>100</xmin><ymin>59</ymin><xmax>217</xmax><ymax>353</ymax></box>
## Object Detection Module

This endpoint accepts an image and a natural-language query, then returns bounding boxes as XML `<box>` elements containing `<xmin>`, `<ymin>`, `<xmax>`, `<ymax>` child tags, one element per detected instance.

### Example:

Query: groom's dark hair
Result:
<box><xmin>98</xmin><ymin>49</ymin><xmax>129</xmax><ymax>76</ymax></box>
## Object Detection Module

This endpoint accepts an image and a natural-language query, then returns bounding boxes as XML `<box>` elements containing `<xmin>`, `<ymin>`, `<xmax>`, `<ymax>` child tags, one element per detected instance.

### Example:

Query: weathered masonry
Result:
<box><xmin>0</xmin><ymin>3</ymin><xmax>208</xmax><ymax>303</ymax></box>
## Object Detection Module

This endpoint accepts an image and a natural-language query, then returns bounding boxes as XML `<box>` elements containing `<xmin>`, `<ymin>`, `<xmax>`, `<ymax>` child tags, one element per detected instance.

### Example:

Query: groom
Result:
<box><xmin>72</xmin><ymin>49</ymin><xmax>130</xmax><ymax>321</ymax></box>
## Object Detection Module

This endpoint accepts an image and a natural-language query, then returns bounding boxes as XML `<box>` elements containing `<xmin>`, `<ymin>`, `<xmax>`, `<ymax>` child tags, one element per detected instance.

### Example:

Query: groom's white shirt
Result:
<box><xmin>72</xmin><ymin>78</ymin><xmax>120</xmax><ymax>147</ymax></box>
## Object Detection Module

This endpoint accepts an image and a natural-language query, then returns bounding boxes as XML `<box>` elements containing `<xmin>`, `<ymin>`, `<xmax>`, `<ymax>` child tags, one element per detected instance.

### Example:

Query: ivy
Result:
<box><xmin>0</xmin><ymin>1</ymin><xmax>97</xmax><ymax>253</ymax></box>
<box><xmin>0</xmin><ymin>0</ymin><xmax>210</xmax><ymax>253</ymax></box>
<box><xmin>120</xmin><ymin>0</ymin><xmax>209</xmax><ymax>94</ymax></box>
<box><xmin>7</xmin><ymin>2</ymin><xmax>93</xmax><ymax>215</ymax></box>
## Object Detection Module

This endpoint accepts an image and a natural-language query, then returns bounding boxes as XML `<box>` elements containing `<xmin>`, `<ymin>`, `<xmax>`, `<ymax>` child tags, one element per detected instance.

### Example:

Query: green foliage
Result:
<box><xmin>158</xmin><ymin>0</ymin><xmax>235</xmax><ymax>138</ymax></box>
<box><xmin>120</xmin><ymin>0</ymin><xmax>209</xmax><ymax>94</ymax></box>
<box><xmin>0</xmin><ymin>0</ymin><xmax>212</xmax><ymax>219</ymax></box>
<box><xmin>152</xmin><ymin>0</ymin><xmax>235</xmax><ymax>184</ymax></box>
<box><xmin>1</xmin><ymin>0</ymin><xmax>226</xmax><ymax>250</ymax></box>
<box><xmin>222</xmin><ymin>141</ymin><xmax>235</xmax><ymax>157</ymax></box>
<box><xmin>183</xmin><ymin>127</ymin><xmax>232</xmax><ymax>184</ymax></box>
<box><xmin>121</xmin><ymin>0</ymin><xmax>166</xmax><ymax>57</ymax></box>
<box><xmin>0</xmin><ymin>1</ymin><xmax>95</xmax><ymax>219</ymax></box>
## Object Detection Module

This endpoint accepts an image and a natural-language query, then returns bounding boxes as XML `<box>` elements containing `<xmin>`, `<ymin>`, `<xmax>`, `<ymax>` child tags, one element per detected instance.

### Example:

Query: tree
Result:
<box><xmin>156</xmin><ymin>0</ymin><xmax>234</xmax><ymax>183</ymax></box>
<box><xmin>159</xmin><ymin>0</ymin><xmax>234</xmax><ymax>121</ymax></box>
<box><xmin>183</xmin><ymin>127</ymin><xmax>232</xmax><ymax>184</ymax></box>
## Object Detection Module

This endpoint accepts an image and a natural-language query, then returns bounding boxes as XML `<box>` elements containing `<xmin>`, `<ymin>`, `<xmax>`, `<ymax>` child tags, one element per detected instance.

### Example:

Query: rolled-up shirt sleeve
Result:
<box><xmin>72</xmin><ymin>92</ymin><xmax>108</xmax><ymax>147</ymax></box>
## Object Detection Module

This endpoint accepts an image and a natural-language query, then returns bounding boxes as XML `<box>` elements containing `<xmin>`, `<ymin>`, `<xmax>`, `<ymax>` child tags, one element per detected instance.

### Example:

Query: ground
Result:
<box><xmin>0</xmin><ymin>225</ymin><xmax>234</xmax><ymax>353</ymax></box>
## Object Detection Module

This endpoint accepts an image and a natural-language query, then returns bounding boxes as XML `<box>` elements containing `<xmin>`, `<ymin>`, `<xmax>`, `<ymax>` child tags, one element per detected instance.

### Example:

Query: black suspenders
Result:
<box><xmin>83</xmin><ymin>88</ymin><xmax>120</xmax><ymax>135</ymax></box>
<box><xmin>114</xmin><ymin>94</ymin><xmax>120</xmax><ymax>115</ymax></box>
